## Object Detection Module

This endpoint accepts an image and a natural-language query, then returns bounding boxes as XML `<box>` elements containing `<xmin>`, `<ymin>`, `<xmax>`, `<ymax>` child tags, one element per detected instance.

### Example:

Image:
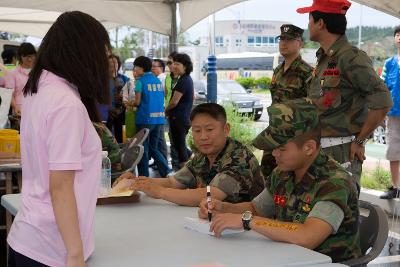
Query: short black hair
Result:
<box><xmin>173</xmin><ymin>53</ymin><xmax>193</xmax><ymax>75</ymax></box>
<box><xmin>168</xmin><ymin>51</ymin><xmax>177</xmax><ymax>59</ymax></box>
<box><xmin>17</xmin><ymin>42</ymin><xmax>36</xmax><ymax>61</ymax></box>
<box><xmin>134</xmin><ymin>56</ymin><xmax>152</xmax><ymax>72</ymax></box>
<box><xmin>190</xmin><ymin>103</ymin><xmax>227</xmax><ymax>123</ymax></box>
<box><xmin>153</xmin><ymin>59</ymin><xmax>165</xmax><ymax>72</ymax></box>
<box><xmin>24</xmin><ymin>11</ymin><xmax>111</xmax><ymax>123</ymax></box>
<box><xmin>310</xmin><ymin>11</ymin><xmax>347</xmax><ymax>35</ymax></box>
<box><xmin>1</xmin><ymin>49</ymin><xmax>16</xmax><ymax>64</ymax></box>
<box><xmin>394</xmin><ymin>26</ymin><xmax>400</xmax><ymax>36</ymax></box>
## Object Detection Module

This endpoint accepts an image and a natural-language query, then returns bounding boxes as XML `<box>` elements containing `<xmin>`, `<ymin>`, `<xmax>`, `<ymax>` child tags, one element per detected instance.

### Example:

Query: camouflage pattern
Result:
<box><xmin>265</xmin><ymin>150</ymin><xmax>361</xmax><ymax>262</ymax></box>
<box><xmin>277</xmin><ymin>24</ymin><xmax>304</xmax><ymax>40</ymax></box>
<box><xmin>92</xmin><ymin>122</ymin><xmax>121</xmax><ymax>170</ymax></box>
<box><xmin>253</xmin><ymin>98</ymin><xmax>319</xmax><ymax>153</ymax></box>
<box><xmin>307</xmin><ymin>35</ymin><xmax>392</xmax><ymax>137</ymax></box>
<box><xmin>270</xmin><ymin>56</ymin><xmax>313</xmax><ymax>105</ymax></box>
<box><xmin>174</xmin><ymin>137</ymin><xmax>264</xmax><ymax>203</ymax></box>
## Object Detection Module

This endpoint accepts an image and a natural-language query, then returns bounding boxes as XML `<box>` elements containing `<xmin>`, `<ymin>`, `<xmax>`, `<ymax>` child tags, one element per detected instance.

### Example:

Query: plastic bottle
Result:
<box><xmin>99</xmin><ymin>151</ymin><xmax>111</xmax><ymax>197</ymax></box>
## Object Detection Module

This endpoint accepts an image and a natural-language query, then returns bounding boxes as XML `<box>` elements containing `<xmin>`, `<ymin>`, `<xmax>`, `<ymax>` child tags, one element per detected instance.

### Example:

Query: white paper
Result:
<box><xmin>184</xmin><ymin>217</ymin><xmax>244</xmax><ymax>236</ymax></box>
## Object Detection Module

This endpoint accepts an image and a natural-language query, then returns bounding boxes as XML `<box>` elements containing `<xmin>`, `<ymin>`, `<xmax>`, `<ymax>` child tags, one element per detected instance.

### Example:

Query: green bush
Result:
<box><xmin>361</xmin><ymin>162</ymin><xmax>391</xmax><ymax>190</ymax></box>
<box><xmin>236</xmin><ymin>77</ymin><xmax>256</xmax><ymax>89</ymax></box>
<box><xmin>255</xmin><ymin>77</ymin><xmax>272</xmax><ymax>89</ymax></box>
<box><xmin>187</xmin><ymin>103</ymin><xmax>257</xmax><ymax>151</ymax></box>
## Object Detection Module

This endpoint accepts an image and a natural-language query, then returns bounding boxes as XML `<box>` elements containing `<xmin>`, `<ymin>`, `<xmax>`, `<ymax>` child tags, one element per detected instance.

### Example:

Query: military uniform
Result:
<box><xmin>93</xmin><ymin>122</ymin><xmax>121</xmax><ymax>171</ymax></box>
<box><xmin>174</xmin><ymin>137</ymin><xmax>264</xmax><ymax>203</ymax></box>
<box><xmin>307</xmin><ymin>35</ymin><xmax>392</xmax><ymax>189</ymax></box>
<box><xmin>253</xmin><ymin>150</ymin><xmax>361</xmax><ymax>262</ymax></box>
<box><xmin>251</xmin><ymin>98</ymin><xmax>361</xmax><ymax>262</ymax></box>
<box><xmin>255</xmin><ymin>24</ymin><xmax>313</xmax><ymax>179</ymax></box>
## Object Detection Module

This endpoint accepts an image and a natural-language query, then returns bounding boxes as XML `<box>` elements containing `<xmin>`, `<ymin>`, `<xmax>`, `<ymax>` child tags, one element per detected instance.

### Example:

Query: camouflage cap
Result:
<box><xmin>278</xmin><ymin>24</ymin><xmax>304</xmax><ymax>40</ymax></box>
<box><xmin>252</xmin><ymin>98</ymin><xmax>319</xmax><ymax>151</ymax></box>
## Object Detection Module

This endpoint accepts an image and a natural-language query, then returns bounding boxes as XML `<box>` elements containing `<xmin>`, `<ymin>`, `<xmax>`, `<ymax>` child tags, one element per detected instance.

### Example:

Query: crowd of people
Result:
<box><xmin>3</xmin><ymin>0</ymin><xmax>400</xmax><ymax>266</ymax></box>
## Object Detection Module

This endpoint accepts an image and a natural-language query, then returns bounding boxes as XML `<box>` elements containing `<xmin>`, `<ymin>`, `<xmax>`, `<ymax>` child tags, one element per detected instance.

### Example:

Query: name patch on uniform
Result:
<box><xmin>322</xmin><ymin>69</ymin><xmax>340</xmax><ymax>76</ymax></box>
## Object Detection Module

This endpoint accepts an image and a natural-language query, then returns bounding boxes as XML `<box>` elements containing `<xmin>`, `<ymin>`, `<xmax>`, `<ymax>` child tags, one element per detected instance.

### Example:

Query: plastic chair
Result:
<box><xmin>341</xmin><ymin>200</ymin><xmax>389</xmax><ymax>267</ymax></box>
<box><xmin>112</xmin><ymin>144</ymin><xmax>144</xmax><ymax>180</ymax></box>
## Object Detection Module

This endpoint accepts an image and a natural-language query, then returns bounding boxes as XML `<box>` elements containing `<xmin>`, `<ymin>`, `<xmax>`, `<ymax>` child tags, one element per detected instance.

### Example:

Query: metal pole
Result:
<box><xmin>207</xmin><ymin>14</ymin><xmax>217</xmax><ymax>103</ymax></box>
<box><xmin>169</xmin><ymin>2</ymin><xmax>178</xmax><ymax>53</ymax></box>
<box><xmin>358</xmin><ymin>4</ymin><xmax>363</xmax><ymax>49</ymax></box>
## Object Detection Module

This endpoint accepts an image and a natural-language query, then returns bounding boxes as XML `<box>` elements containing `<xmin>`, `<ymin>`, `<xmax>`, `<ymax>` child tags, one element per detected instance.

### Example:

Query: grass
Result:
<box><xmin>361</xmin><ymin>162</ymin><xmax>391</xmax><ymax>190</ymax></box>
<box><xmin>252</xmin><ymin>88</ymin><xmax>270</xmax><ymax>95</ymax></box>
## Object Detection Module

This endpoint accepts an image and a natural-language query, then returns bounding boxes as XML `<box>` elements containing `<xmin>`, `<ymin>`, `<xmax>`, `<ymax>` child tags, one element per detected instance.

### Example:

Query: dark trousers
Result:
<box><xmin>169</xmin><ymin>118</ymin><xmax>191</xmax><ymax>164</ymax></box>
<box><xmin>8</xmin><ymin>247</ymin><xmax>49</xmax><ymax>267</ymax></box>
<box><xmin>157</xmin><ymin>125</ymin><xmax>168</xmax><ymax>160</ymax></box>
<box><xmin>106</xmin><ymin>110</ymin><xmax>124</xmax><ymax>143</ymax></box>
<box><xmin>136</xmin><ymin>124</ymin><xmax>171</xmax><ymax>177</ymax></box>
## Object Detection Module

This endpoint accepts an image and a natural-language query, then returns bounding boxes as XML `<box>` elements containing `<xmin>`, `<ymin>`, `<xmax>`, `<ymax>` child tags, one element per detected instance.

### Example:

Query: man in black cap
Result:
<box><xmin>253</xmin><ymin>24</ymin><xmax>313</xmax><ymax>179</ymax></box>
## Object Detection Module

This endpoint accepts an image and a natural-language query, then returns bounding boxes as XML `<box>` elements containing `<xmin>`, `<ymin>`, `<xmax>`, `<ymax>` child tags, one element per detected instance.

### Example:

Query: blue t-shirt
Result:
<box><xmin>169</xmin><ymin>74</ymin><xmax>194</xmax><ymax>125</ymax></box>
<box><xmin>381</xmin><ymin>56</ymin><xmax>400</xmax><ymax>116</ymax></box>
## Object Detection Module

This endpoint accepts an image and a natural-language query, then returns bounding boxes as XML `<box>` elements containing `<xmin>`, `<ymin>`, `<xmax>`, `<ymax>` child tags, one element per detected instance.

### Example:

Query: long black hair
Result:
<box><xmin>23</xmin><ymin>11</ymin><xmax>111</xmax><ymax>122</ymax></box>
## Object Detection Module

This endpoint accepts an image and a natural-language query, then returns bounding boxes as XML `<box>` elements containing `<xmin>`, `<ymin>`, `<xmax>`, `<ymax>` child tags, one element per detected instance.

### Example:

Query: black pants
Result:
<box><xmin>169</xmin><ymin>118</ymin><xmax>190</xmax><ymax>163</ymax></box>
<box><xmin>8</xmin><ymin>247</ymin><xmax>49</xmax><ymax>267</ymax></box>
<box><xmin>106</xmin><ymin>109</ymin><xmax>124</xmax><ymax>143</ymax></box>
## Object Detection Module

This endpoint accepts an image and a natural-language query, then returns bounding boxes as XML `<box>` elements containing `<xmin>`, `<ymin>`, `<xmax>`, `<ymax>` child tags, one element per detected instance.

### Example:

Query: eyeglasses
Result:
<box><xmin>166</xmin><ymin>61</ymin><xmax>173</xmax><ymax>65</ymax></box>
<box><xmin>152</xmin><ymin>65</ymin><xmax>161</xmax><ymax>68</ymax></box>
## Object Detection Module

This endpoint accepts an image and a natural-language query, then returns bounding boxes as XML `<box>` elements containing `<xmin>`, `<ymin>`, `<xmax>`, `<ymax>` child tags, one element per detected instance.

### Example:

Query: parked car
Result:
<box><xmin>373</xmin><ymin>120</ymin><xmax>386</xmax><ymax>145</ymax></box>
<box><xmin>194</xmin><ymin>80</ymin><xmax>263</xmax><ymax>120</ymax></box>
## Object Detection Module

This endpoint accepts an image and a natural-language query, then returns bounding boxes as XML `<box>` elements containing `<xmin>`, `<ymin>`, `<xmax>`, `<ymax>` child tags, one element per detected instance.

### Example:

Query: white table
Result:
<box><xmin>2</xmin><ymin>194</ymin><xmax>332</xmax><ymax>267</ymax></box>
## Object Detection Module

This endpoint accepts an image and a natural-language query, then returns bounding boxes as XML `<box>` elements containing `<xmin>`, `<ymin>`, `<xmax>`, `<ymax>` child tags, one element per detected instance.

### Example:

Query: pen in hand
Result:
<box><xmin>207</xmin><ymin>185</ymin><xmax>212</xmax><ymax>222</ymax></box>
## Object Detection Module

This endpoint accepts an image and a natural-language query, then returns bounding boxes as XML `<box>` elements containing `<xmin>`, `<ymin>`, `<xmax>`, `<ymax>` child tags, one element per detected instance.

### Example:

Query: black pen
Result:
<box><xmin>207</xmin><ymin>185</ymin><xmax>212</xmax><ymax>222</ymax></box>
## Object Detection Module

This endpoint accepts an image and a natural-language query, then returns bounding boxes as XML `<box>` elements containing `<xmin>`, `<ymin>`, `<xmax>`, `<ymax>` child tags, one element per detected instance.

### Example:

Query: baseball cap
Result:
<box><xmin>277</xmin><ymin>24</ymin><xmax>304</xmax><ymax>40</ymax></box>
<box><xmin>252</xmin><ymin>98</ymin><xmax>319</xmax><ymax>151</ymax></box>
<box><xmin>297</xmin><ymin>0</ymin><xmax>351</xmax><ymax>15</ymax></box>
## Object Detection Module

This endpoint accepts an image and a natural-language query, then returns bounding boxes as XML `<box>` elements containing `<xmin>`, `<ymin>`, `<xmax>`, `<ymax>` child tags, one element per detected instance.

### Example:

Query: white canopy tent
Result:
<box><xmin>0</xmin><ymin>0</ymin><xmax>247</xmax><ymax>51</ymax></box>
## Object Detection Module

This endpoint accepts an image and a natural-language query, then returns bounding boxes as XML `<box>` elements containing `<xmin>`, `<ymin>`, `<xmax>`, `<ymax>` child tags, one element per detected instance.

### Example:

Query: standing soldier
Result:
<box><xmin>296</xmin><ymin>0</ymin><xmax>392</xmax><ymax>193</ymax></box>
<box><xmin>253</xmin><ymin>24</ymin><xmax>313</xmax><ymax>179</ymax></box>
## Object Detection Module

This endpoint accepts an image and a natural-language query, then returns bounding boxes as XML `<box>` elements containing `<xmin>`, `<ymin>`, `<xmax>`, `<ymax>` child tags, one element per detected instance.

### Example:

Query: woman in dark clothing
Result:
<box><xmin>165</xmin><ymin>53</ymin><xmax>194</xmax><ymax>168</ymax></box>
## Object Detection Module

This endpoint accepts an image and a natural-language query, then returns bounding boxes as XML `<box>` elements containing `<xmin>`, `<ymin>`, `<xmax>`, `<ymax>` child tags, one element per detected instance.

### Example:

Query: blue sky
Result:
<box><xmin>186</xmin><ymin>0</ymin><xmax>400</xmax><ymax>39</ymax></box>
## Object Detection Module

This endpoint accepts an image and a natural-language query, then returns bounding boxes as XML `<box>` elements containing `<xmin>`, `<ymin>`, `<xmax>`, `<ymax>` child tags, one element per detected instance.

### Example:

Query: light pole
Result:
<box><xmin>207</xmin><ymin>14</ymin><xmax>217</xmax><ymax>103</ymax></box>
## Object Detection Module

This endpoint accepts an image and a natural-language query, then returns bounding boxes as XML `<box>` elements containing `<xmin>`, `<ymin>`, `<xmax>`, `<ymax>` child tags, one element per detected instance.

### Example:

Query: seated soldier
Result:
<box><xmin>198</xmin><ymin>98</ymin><xmax>361</xmax><ymax>263</ymax></box>
<box><xmin>114</xmin><ymin>103</ymin><xmax>264</xmax><ymax>206</ymax></box>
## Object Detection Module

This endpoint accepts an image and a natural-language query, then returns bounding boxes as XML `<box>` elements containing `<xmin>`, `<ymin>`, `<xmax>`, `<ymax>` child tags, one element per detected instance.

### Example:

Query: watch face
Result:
<box><xmin>242</xmin><ymin>211</ymin><xmax>253</xmax><ymax>220</ymax></box>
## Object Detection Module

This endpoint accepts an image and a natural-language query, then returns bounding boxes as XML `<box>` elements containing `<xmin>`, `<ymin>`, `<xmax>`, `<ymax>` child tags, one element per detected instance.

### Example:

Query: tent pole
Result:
<box><xmin>169</xmin><ymin>1</ymin><xmax>178</xmax><ymax>53</ymax></box>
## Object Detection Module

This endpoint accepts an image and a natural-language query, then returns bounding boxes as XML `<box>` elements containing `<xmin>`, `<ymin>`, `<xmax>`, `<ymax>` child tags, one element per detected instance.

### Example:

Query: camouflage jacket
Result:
<box><xmin>92</xmin><ymin>122</ymin><xmax>121</xmax><ymax>166</ymax></box>
<box><xmin>174</xmin><ymin>137</ymin><xmax>264</xmax><ymax>203</ymax></box>
<box><xmin>307</xmin><ymin>35</ymin><xmax>392</xmax><ymax>137</ymax></box>
<box><xmin>270</xmin><ymin>55</ymin><xmax>313</xmax><ymax>104</ymax></box>
<box><xmin>266</xmin><ymin>150</ymin><xmax>361</xmax><ymax>262</ymax></box>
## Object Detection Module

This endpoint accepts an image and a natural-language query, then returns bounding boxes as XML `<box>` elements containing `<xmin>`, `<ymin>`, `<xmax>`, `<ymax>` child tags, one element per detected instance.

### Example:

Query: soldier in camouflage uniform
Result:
<box><xmin>198</xmin><ymin>98</ymin><xmax>361</xmax><ymax>263</ymax></box>
<box><xmin>113</xmin><ymin>103</ymin><xmax>264</xmax><ymax>206</ymax></box>
<box><xmin>93</xmin><ymin>122</ymin><xmax>122</xmax><ymax>171</ymax></box>
<box><xmin>296</xmin><ymin>0</ymin><xmax>392</xmax><ymax>193</ymax></box>
<box><xmin>254</xmin><ymin>24</ymin><xmax>313</xmax><ymax>179</ymax></box>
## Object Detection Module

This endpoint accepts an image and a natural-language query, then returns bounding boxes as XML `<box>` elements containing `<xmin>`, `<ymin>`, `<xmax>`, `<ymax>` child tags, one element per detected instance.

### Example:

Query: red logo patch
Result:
<box><xmin>273</xmin><ymin>194</ymin><xmax>286</xmax><ymax>207</ymax></box>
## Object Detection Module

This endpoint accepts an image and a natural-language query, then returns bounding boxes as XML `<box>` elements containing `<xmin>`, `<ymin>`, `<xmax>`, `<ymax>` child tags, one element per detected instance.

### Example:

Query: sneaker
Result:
<box><xmin>380</xmin><ymin>186</ymin><xmax>400</xmax><ymax>199</ymax></box>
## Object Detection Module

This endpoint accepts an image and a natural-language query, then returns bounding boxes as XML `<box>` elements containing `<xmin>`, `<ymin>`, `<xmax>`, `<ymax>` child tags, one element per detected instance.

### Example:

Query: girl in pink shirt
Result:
<box><xmin>7</xmin><ymin>11</ymin><xmax>111</xmax><ymax>267</ymax></box>
<box><xmin>5</xmin><ymin>42</ymin><xmax>36</xmax><ymax>116</ymax></box>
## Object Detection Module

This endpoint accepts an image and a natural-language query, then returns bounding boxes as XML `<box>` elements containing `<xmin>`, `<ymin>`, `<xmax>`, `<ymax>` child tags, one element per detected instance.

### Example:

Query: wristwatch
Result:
<box><xmin>242</xmin><ymin>211</ymin><xmax>253</xmax><ymax>231</ymax></box>
<box><xmin>351</xmin><ymin>136</ymin><xmax>368</xmax><ymax>146</ymax></box>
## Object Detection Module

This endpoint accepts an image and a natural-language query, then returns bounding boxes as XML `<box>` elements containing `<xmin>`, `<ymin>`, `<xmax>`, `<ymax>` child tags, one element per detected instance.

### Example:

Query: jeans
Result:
<box><xmin>136</xmin><ymin>124</ymin><xmax>172</xmax><ymax>177</ymax></box>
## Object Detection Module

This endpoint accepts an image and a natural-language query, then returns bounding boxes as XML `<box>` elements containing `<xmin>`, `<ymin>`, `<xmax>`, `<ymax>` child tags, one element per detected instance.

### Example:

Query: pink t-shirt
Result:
<box><xmin>4</xmin><ymin>66</ymin><xmax>29</xmax><ymax>109</ymax></box>
<box><xmin>7</xmin><ymin>70</ymin><xmax>101</xmax><ymax>267</ymax></box>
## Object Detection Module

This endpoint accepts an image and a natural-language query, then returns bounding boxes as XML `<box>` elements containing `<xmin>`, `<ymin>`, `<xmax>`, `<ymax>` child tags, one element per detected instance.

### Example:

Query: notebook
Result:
<box><xmin>184</xmin><ymin>217</ymin><xmax>244</xmax><ymax>236</ymax></box>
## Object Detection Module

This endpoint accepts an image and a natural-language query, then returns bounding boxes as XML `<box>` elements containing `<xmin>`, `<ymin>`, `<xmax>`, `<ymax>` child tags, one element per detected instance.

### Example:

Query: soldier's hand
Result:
<box><xmin>198</xmin><ymin>198</ymin><xmax>223</xmax><ymax>219</ymax></box>
<box><xmin>130</xmin><ymin>179</ymin><xmax>164</xmax><ymax>199</ymax></box>
<box><xmin>210</xmin><ymin>213</ymin><xmax>243</xmax><ymax>238</ymax></box>
<box><xmin>112</xmin><ymin>172</ymin><xmax>135</xmax><ymax>187</ymax></box>
<box><xmin>350</xmin><ymin>142</ymin><xmax>366</xmax><ymax>162</ymax></box>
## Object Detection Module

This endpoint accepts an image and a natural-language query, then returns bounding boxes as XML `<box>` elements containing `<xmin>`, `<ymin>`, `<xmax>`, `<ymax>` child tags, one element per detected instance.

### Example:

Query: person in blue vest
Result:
<box><xmin>380</xmin><ymin>25</ymin><xmax>400</xmax><ymax>199</ymax></box>
<box><xmin>133</xmin><ymin>56</ymin><xmax>172</xmax><ymax>177</ymax></box>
